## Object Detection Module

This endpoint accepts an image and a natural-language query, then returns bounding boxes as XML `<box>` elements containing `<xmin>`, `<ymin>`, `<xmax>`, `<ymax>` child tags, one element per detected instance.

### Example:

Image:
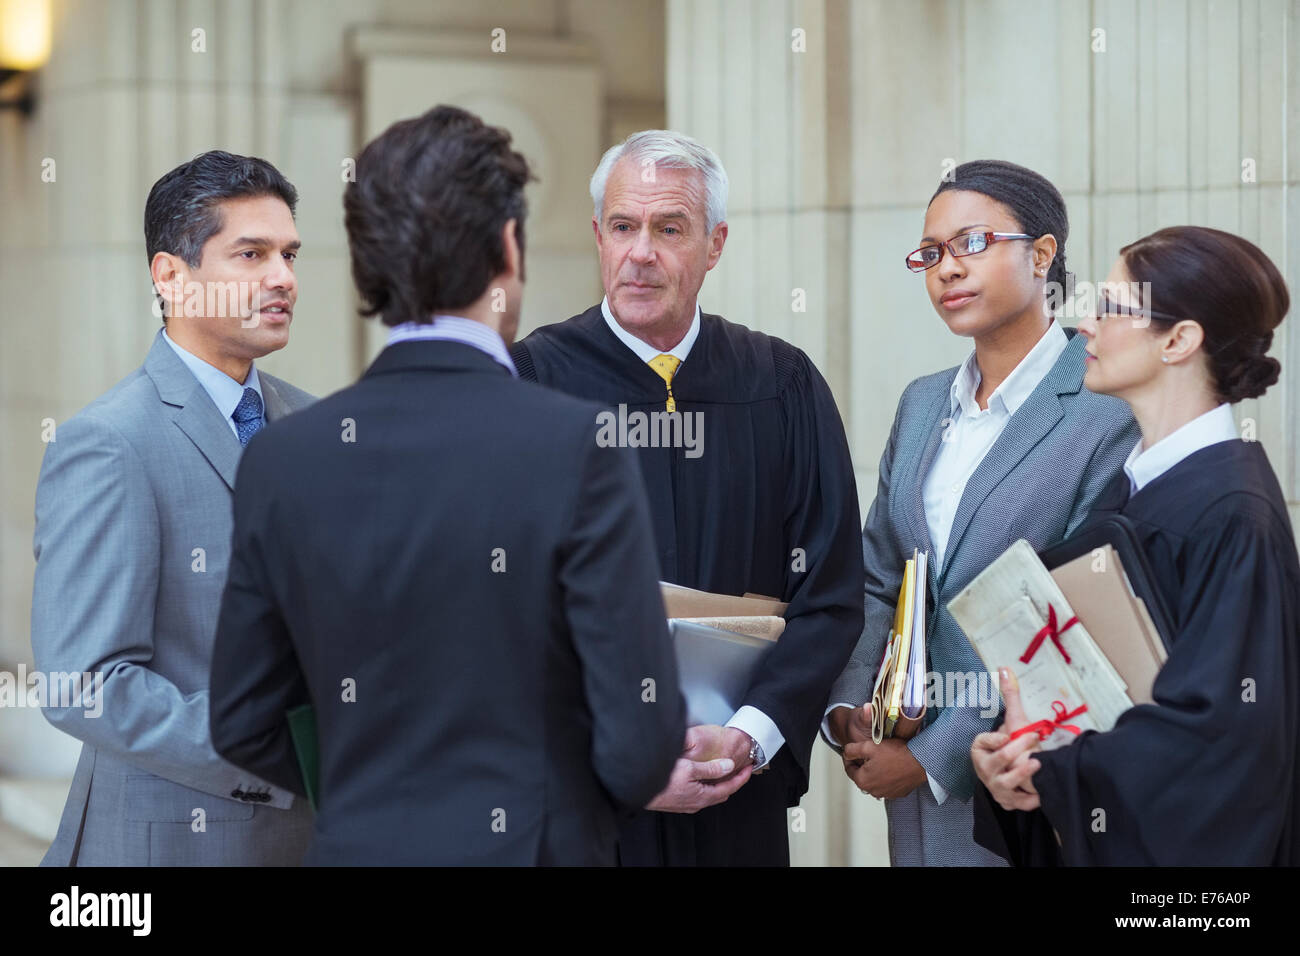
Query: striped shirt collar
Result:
<box><xmin>386</xmin><ymin>315</ymin><xmax>517</xmax><ymax>377</ymax></box>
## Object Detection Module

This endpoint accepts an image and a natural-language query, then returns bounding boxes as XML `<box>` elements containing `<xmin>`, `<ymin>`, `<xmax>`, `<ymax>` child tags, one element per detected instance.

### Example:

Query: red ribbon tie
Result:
<box><xmin>1019</xmin><ymin>603</ymin><xmax>1079</xmax><ymax>665</ymax></box>
<box><xmin>1008</xmin><ymin>700</ymin><xmax>1089</xmax><ymax>742</ymax></box>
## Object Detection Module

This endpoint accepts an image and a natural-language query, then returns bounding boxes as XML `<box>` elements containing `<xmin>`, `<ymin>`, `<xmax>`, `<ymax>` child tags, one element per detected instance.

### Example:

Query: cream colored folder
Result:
<box><xmin>1049</xmin><ymin>545</ymin><xmax>1168</xmax><ymax>705</ymax></box>
<box><xmin>660</xmin><ymin>582</ymin><xmax>788</xmax><ymax>619</ymax></box>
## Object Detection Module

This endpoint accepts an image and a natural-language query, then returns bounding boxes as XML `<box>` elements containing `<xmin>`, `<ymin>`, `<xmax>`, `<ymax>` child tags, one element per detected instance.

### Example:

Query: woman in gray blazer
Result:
<box><xmin>823</xmin><ymin>160</ymin><xmax>1138</xmax><ymax>866</ymax></box>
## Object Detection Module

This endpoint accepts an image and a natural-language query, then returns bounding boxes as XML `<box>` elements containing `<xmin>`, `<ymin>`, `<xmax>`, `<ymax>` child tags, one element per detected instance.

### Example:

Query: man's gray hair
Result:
<box><xmin>589</xmin><ymin>130</ymin><xmax>728</xmax><ymax>233</ymax></box>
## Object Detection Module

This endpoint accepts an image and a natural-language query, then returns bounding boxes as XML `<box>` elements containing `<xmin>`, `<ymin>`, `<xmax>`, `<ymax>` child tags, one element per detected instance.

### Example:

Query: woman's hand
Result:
<box><xmin>971</xmin><ymin>667</ymin><xmax>1043</xmax><ymax>811</ymax></box>
<box><xmin>837</xmin><ymin>703</ymin><xmax>929</xmax><ymax>799</ymax></box>
<box><xmin>829</xmin><ymin>701</ymin><xmax>873</xmax><ymax>750</ymax></box>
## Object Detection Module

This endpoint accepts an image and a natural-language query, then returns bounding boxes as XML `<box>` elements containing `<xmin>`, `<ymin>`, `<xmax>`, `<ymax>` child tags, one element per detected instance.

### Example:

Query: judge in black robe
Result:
<box><xmin>973</xmin><ymin>437</ymin><xmax>1300</xmax><ymax>865</ymax></box>
<box><xmin>512</xmin><ymin>303</ymin><xmax>865</xmax><ymax>866</ymax></box>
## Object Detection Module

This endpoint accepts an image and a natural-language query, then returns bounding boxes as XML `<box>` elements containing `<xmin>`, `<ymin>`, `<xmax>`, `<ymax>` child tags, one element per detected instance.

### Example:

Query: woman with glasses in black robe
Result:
<box><xmin>972</xmin><ymin>225</ymin><xmax>1299</xmax><ymax>865</ymax></box>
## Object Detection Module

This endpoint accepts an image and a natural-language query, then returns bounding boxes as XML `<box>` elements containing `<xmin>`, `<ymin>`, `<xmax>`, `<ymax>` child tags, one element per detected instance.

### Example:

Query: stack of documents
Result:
<box><xmin>1048</xmin><ymin>544</ymin><xmax>1167</xmax><ymax>704</ymax></box>
<box><xmin>869</xmin><ymin>548</ymin><xmax>929</xmax><ymax>743</ymax></box>
<box><xmin>948</xmin><ymin>539</ymin><xmax>1167</xmax><ymax>750</ymax></box>
<box><xmin>661</xmin><ymin>583</ymin><xmax>788</xmax><ymax>727</ymax></box>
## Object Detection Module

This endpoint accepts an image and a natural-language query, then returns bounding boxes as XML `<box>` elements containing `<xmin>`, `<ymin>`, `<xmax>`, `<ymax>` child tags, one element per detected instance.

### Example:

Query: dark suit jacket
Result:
<box><xmin>209</xmin><ymin>339</ymin><xmax>686</xmax><ymax>865</ymax></box>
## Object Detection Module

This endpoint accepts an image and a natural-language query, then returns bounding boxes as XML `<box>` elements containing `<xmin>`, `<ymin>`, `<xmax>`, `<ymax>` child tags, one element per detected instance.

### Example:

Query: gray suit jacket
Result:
<box><xmin>32</xmin><ymin>329</ymin><xmax>316</xmax><ymax>866</ymax></box>
<box><xmin>826</xmin><ymin>330</ymin><xmax>1139</xmax><ymax>864</ymax></box>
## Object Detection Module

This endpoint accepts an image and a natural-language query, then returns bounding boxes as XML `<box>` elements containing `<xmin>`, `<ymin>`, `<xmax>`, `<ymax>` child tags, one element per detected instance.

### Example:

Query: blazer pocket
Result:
<box><xmin>124</xmin><ymin>774</ymin><xmax>256</xmax><ymax>823</ymax></box>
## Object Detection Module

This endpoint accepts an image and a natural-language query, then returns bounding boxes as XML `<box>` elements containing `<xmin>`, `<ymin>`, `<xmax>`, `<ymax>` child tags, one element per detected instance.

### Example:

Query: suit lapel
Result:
<box><xmin>144</xmin><ymin>330</ymin><xmax>242</xmax><ymax>491</ymax></box>
<box><xmin>940</xmin><ymin>334</ymin><xmax>1085</xmax><ymax>572</ymax></box>
<box><xmin>903</xmin><ymin>385</ymin><xmax>949</xmax><ymax>560</ymax></box>
<box><xmin>260</xmin><ymin>375</ymin><xmax>291</xmax><ymax>423</ymax></box>
<box><xmin>173</xmin><ymin>400</ymin><xmax>241</xmax><ymax>490</ymax></box>
<box><xmin>941</xmin><ymin>391</ymin><xmax>1063</xmax><ymax>568</ymax></box>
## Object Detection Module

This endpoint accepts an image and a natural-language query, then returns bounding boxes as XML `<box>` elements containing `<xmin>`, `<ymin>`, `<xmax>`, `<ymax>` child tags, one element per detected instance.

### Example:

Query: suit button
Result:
<box><xmin>231</xmin><ymin>788</ymin><xmax>245</xmax><ymax>800</ymax></box>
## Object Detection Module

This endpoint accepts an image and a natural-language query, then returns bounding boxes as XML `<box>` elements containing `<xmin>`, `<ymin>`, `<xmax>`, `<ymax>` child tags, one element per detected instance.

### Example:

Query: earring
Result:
<box><xmin>1161</xmin><ymin>356</ymin><xmax>1169</xmax><ymax>364</ymax></box>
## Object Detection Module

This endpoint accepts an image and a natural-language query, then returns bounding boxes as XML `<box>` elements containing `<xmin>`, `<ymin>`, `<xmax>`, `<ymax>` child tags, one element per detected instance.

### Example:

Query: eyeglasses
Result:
<box><xmin>905</xmin><ymin>231</ymin><xmax>1037</xmax><ymax>272</ymax></box>
<box><xmin>1093</xmin><ymin>293</ymin><xmax>1235</xmax><ymax>355</ymax></box>
<box><xmin>1094</xmin><ymin>294</ymin><xmax>1183</xmax><ymax>323</ymax></box>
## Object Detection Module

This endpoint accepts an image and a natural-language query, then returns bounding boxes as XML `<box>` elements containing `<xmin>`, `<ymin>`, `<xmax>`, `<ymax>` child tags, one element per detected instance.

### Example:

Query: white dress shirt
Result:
<box><xmin>386</xmin><ymin>314</ymin><xmax>518</xmax><ymax>376</ymax></box>
<box><xmin>924</xmin><ymin>321</ymin><xmax>1069</xmax><ymax>570</ymax></box>
<box><xmin>162</xmin><ymin>328</ymin><xmax>264</xmax><ymax>440</ymax></box>
<box><xmin>600</xmin><ymin>296</ymin><xmax>701</xmax><ymax>362</ymax></box>
<box><xmin>824</xmin><ymin>321</ymin><xmax>1069</xmax><ymax>803</ymax></box>
<box><xmin>601</xmin><ymin>295</ymin><xmax>780</xmax><ymax>768</ymax></box>
<box><xmin>1123</xmin><ymin>402</ymin><xmax>1238</xmax><ymax>493</ymax></box>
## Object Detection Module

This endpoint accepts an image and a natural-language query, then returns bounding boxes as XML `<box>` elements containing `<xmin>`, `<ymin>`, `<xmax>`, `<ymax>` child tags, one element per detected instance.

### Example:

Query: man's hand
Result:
<box><xmin>645</xmin><ymin>724</ymin><xmax>755</xmax><ymax>813</ymax></box>
<box><xmin>715</xmin><ymin>726</ymin><xmax>757</xmax><ymax>771</ymax></box>
<box><xmin>829</xmin><ymin>702</ymin><xmax>872</xmax><ymax>751</ymax></box>
<box><xmin>971</xmin><ymin>667</ymin><xmax>1042</xmax><ymax>811</ymax></box>
<box><xmin>680</xmin><ymin>723</ymin><xmax>755</xmax><ymax>770</ymax></box>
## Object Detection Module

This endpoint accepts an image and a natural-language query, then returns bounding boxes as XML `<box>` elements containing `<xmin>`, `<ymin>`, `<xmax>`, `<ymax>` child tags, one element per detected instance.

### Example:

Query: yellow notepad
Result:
<box><xmin>871</xmin><ymin>549</ymin><xmax>929</xmax><ymax>743</ymax></box>
<box><xmin>886</xmin><ymin>550</ymin><xmax>918</xmax><ymax>731</ymax></box>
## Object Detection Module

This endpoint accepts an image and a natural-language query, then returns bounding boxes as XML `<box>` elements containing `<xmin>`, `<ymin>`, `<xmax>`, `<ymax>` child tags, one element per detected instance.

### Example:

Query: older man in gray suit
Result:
<box><xmin>31</xmin><ymin>151</ymin><xmax>316</xmax><ymax>866</ymax></box>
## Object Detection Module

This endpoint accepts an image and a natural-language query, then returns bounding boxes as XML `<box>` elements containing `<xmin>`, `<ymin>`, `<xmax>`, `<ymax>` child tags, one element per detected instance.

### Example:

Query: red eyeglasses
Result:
<box><xmin>906</xmin><ymin>231</ymin><xmax>1036</xmax><ymax>272</ymax></box>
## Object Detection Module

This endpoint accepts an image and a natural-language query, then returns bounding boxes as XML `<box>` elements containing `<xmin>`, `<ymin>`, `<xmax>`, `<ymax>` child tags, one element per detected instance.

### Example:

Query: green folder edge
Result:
<box><xmin>286</xmin><ymin>704</ymin><xmax>320</xmax><ymax>811</ymax></box>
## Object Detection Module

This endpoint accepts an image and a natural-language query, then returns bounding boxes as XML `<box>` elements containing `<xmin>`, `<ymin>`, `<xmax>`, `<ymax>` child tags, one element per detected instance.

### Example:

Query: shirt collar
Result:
<box><xmin>386</xmin><ymin>315</ymin><xmax>518</xmax><ymax>377</ymax></box>
<box><xmin>950</xmin><ymin>321</ymin><xmax>1069</xmax><ymax>418</ymax></box>
<box><xmin>600</xmin><ymin>296</ymin><xmax>701</xmax><ymax>364</ymax></box>
<box><xmin>1123</xmin><ymin>402</ymin><xmax>1238</xmax><ymax>493</ymax></box>
<box><xmin>162</xmin><ymin>328</ymin><xmax>263</xmax><ymax>422</ymax></box>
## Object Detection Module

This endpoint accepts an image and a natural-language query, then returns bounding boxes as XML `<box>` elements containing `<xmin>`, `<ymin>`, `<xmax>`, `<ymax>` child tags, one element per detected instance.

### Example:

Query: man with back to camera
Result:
<box><xmin>32</xmin><ymin>150</ymin><xmax>317</xmax><ymax>865</ymax></box>
<box><xmin>208</xmin><ymin>105</ymin><xmax>691</xmax><ymax>865</ymax></box>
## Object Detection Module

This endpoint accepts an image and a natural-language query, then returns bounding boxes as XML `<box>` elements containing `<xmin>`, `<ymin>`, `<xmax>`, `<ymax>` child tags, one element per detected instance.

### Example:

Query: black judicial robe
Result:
<box><xmin>512</xmin><ymin>304</ymin><xmax>865</xmax><ymax>866</ymax></box>
<box><xmin>972</xmin><ymin>438</ymin><xmax>1300</xmax><ymax>865</ymax></box>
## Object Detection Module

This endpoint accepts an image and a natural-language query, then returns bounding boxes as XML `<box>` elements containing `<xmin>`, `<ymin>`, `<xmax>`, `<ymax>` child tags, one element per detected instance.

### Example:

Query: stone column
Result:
<box><xmin>667</xmin><ymin>0</ymin><xmax>867</xmax><ymax>867</ymax></box>
<box><xmin>667</xmin><ymin>0</ymin><xmax>1300</xmax><ymax>867</ymax></box>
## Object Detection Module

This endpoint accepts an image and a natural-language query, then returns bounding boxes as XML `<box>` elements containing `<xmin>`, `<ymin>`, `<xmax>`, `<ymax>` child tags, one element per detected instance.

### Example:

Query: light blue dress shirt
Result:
<box><xmin>162</xmin><ymin>329</ymin><xmax>264</xmax><ymax>441</ymax></box>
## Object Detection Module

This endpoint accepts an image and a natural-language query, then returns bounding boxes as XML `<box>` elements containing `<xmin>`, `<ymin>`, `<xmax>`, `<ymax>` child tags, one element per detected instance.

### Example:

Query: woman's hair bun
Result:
<box><xmin>1220</xmin><ymin>351</ymin><xmax>1281</xmax><ymax>402</ymax></box>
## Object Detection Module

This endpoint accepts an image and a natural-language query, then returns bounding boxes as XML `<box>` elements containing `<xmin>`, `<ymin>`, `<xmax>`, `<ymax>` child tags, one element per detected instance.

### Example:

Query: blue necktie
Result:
<box><xmin>232</xmin><ymin>387</ymin><xmax>264</xmax><ymax>446</ymax></box>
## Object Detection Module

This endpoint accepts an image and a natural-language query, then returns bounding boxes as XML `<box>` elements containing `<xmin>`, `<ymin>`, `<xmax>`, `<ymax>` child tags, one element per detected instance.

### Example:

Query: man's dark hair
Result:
<box><xmin>344</xmin><ymin>104</ymin><xmax>534</xmax><ymax>326</ymax></box>
<box><xmin>144</xmin><ymin>150</ymin><xmax>298</xmax><ymax>320</ymax></box>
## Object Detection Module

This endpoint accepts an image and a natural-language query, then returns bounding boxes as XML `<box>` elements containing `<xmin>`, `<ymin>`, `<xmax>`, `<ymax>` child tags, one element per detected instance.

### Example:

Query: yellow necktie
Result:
<box><xmin>647</xmin><ymin>354</ymin><xmax>681</xmax><ymax>412</ymax></box>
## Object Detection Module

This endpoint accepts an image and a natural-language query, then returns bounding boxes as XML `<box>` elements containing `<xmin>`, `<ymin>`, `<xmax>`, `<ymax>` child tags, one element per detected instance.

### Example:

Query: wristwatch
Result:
<box><xmin>747</xmin><ymin>735</ymin><xmax>766</xmax><ymax>772</ymax></box>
